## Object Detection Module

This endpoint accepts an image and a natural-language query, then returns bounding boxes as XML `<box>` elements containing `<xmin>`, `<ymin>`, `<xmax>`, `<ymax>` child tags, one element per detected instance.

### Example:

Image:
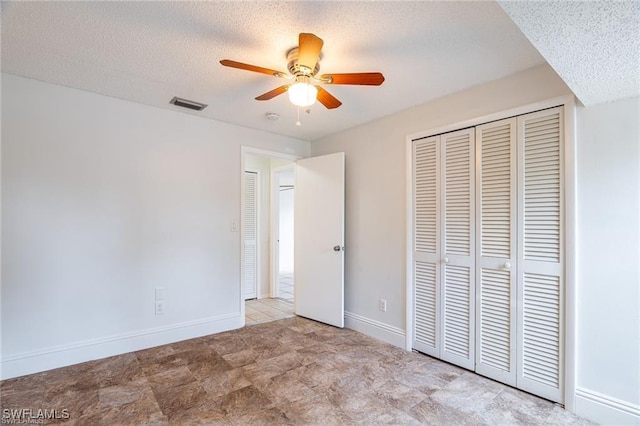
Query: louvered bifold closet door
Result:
<box><xmin>475</xmin><ymin>118</ymin><xmax>517</xmax><ymax>386</ymax></box>
<box><xmin>413</xmin><ymin>136</ymin><xmax>441</xmax><ymax>357</ymax></box>
<box><xmin>516</xmin><ymin>107</ymin><xmax>564</xmax><ymax>403</ymax></box>
<box><xmin>440</xmin><ymin>129</ymin><xmax>475</xmax><ymax>370</ymax></box>
<box><xmin>242</xmin><ymin>171</ymin><xmax>258</xmax><ymax>300</ymax></box>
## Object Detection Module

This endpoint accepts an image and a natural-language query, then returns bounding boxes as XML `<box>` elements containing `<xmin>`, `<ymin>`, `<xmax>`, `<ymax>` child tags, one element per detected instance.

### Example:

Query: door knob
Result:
<box><xmin>333</xmin><ymin>245</ymin><xmax>342</xmax><ymax>252</ymax></box>
<box><xmin>504</xmin><ymin>262</ymin><xmax>512</xmax><ymax>270</ymax></box>
<box><xmin>443</xmin><ymin>257</ymin><xmax>450</xmax><ymax>264</ymax></box>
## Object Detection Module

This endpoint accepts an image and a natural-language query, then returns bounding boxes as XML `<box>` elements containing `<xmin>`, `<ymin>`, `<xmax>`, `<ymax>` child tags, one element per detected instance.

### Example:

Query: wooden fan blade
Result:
<box><xmin>320</xmin><ymin>72</ymin><xmax>385</xmax><ymax>86</ymax></box>
<box><xmin>220</xmin><ymin>59</ymin><xmax>286</xmax><ymax>77</ymax></box>
<box><xmin>316</xmin><ymin>86</ymin><xmax>342</xmax><ymax>109</ymax></box>
<box><xmin>255</xmin><ymin>85</ymin><xmax>291</xmax><ymax>101</ymax></box>
<box><xmin>298</xmin><ymin>33</ymin><xmax>324</xmax><ymax>72</ymax></box>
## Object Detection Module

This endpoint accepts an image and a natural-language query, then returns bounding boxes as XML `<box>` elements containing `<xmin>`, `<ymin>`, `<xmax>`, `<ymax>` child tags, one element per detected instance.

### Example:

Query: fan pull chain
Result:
<box><xmin>296</xmin><ymin>106</ymin><xmax>302</xmax><ymax>126</ymax></box>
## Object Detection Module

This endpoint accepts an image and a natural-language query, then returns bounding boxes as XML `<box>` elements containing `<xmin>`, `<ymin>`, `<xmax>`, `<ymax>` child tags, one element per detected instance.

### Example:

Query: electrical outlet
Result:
<box><xmin>378</xmin><ymin>298</ymin><xmax>387</xmax><ymax>312</ymax></box>
<box><xmin>155</xmin><ymin>300</ymin><xmax>165</xmax><ymax>315</ymax></box>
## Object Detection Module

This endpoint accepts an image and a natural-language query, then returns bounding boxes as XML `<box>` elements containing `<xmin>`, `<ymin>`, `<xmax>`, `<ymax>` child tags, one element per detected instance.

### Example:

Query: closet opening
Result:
<box><xmin>406</xmin><ymin>97</ymin><xmax>576</xmax><ymax>407</ymax></box>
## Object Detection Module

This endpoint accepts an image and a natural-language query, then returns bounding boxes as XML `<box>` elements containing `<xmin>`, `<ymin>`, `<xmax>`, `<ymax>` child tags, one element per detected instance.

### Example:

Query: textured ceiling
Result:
<box><xmin>498</xmin><ymin>0</ymin><xmax>640</xmax><ymax>107</ymax></box>
<box><xmin>0</xmin><ymin>1</ymin><xmax>546</xmax><ymax>141</ymax></box>
<box><xmin>2</xmin><ymin>2</ymin><xmax>634</xmax><ymax>142</ymax></box>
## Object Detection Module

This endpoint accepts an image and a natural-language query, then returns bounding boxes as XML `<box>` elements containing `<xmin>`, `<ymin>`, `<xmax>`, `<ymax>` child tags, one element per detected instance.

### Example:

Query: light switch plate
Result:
<box><xmin>378</xmin><ymin>299</ymin><xmax>387</xmax><ymax>312</ymax></box>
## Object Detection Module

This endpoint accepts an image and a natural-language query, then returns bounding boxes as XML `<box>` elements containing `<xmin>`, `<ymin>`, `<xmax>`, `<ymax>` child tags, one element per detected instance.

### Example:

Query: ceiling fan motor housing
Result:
<box><xmin>286</xmin><ymin>47</ymin><xmax>321</xmax><ymax>77</ymax></box>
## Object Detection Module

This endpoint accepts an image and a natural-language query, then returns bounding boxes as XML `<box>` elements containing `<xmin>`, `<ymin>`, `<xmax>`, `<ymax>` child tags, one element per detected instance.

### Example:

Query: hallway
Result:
<box><xmin>245</xmin><ymin>298</ymin><xmax>294</xmax><ymax>326</ymax></box>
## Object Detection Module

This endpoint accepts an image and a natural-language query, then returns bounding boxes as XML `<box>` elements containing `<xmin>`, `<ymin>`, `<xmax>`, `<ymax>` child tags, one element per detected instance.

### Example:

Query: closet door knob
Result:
<box><xmin>443</xmin><ymin>257</ymin><xmax>450</xmax><ymax>264</ymax></box>
<box><xmin>504</xmin><ymin>262</ymin><xmax>512</xmax><ymax>270</ymax></box>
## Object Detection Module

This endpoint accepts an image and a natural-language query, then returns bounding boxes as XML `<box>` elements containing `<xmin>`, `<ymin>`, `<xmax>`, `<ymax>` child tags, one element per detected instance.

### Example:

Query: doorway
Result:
<box><xmin>242</xmin><ymin>149</ymin><xmax>297</xmax><ymax>325</ymax></box>
<box><xmin>241</xmin><ymin>147</ymin><xmax>346</xmax><ymax>329</ymax></box>
<box><xmin>273</xmin><ymin>166</ymin><xmax>295</xmax><ymax>303</ymax></box>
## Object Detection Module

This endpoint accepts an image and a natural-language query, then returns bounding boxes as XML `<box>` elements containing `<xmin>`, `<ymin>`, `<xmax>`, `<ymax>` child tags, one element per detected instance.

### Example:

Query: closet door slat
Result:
<box><xmin>475</xmin><ymin>118</ymin><xmax>517</xmax><ymax>386</ymax></box>
<box><xmin>413</xmin><ymin>136</ymin><xmax>441</xmax><ymax>357</ymax></box>
<box><xmin>242</xmin><ymin>171</ymin><xmax>258</xmax><ymax>300</ymax></box>
<box><xmin>517</xmin><ymin>107</ymin><xmax>564</xmax><ymax>403</ymax></box>
<box><xmin>440</xmin><ymin>129</ymin><xmax>475</xmax><ymax>370</ymax></box>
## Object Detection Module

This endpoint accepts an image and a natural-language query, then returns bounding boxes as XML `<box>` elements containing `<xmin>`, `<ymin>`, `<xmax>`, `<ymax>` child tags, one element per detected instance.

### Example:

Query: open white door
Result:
<box><xmin>294</xmin><ymin>152</ymin><xmax>345</xmax><ymax>328</ymax></box>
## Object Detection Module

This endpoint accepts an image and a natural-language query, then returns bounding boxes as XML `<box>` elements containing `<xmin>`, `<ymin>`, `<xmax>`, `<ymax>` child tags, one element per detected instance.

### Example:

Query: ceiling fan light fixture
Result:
<box><xmin>220</xmin><ymin>32</ymin><xmax>385</xmax><ymax>110</ymax></box>
<box><xmin>288</xmin><ymin>81</ymin><xmax>318</xmax><ymax>107</ymax></box>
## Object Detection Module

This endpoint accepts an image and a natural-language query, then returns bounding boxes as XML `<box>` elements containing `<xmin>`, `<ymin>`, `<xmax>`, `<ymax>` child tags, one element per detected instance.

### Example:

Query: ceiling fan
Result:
<box><xmin>220</xmin><ymin>33</ymin><xmax>385</xmax><ymax>110</ymax></box>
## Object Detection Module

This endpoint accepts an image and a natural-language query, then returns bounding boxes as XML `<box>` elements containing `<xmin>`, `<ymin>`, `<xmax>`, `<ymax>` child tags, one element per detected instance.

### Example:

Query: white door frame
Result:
<box><xmin>240</xmin><ymin>147</ymin><xmax>301</xmax><ymax>325</ymax></box>
<box><xmin>271</xmin><ymin>164</ymin><xmax>296</xmax><ymax>299</ymax></box>
<box><xmin>405</xmin><ymin>95</ymin><xmax>577</xmax><ymax>411</ymax></box>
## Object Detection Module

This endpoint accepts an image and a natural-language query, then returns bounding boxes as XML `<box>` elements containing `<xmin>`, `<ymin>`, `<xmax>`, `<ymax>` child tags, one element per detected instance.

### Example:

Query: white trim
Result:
<box><xmin>405</xmin><ymin>94</ymin><xmax>577</xmax><ymax>408</ymax></box>
<box><xmin>575</xmin><ymin>387</ymin><xmax>640</xmax><ymax>425</ymax></box>
<box><xmin>239</xmin><ymin>154</ymin><xmax>247</xmax><ymax>324</ymax></box>
<box><xmin>563</xmin><ymin>97</ymin><xmax>578</xmax><ymax>412</ymax></box>
<box><xmin>407</xmin><ymin>95</ymin><xmax>574</xmax><ymax>142</ymax></box>
<box><xmin>344</xmin><ymin>311</ymin><xmax>406</xmax><ymax>348</ymax></box>
<box><xmin>240</xmin><ymin>146</ymin><xmax>301</xmax><ymax>163</ymax></box>
<box><xmin>405</xmin><ymin>133</ymin><xmax>415</xmax><ymax>351</ymax></box>
<box><xmin>1</xmin><ymin>312</ymin><xmax>242</xmax><ymax>380</ymax></box>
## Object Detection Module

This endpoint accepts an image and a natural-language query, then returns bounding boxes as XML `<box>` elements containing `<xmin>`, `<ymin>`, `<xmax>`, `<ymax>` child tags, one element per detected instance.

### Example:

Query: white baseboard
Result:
<box><xmin>575</xmin><ymin>387</ymin><xmax>640</xmax><ymax>425</ymax></box>
<box><xmin>344</xmin><ymin>311</ymin><xmax>406</xmax><ymax>348</ymax></box>
<box><xmin>1</xmin><ymin>312</ymin><xmax>243</xmax><ymax>380</ymax></box>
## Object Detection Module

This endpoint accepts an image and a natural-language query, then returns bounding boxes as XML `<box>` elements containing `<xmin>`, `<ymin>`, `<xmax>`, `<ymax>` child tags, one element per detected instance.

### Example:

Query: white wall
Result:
<box><xmin>574</xmin><ymin>96</ymin><xmax>640</xmax><ymax>424</ymax></box>
<box><xmin>0</xmin><ymin>73</ymin><xmax>309</xmax><ymax>378</ymax></box>
<box><xmin>311</xmin><ymin>64</ymin><xmax>640</xmax><ymax>423</ymax></box>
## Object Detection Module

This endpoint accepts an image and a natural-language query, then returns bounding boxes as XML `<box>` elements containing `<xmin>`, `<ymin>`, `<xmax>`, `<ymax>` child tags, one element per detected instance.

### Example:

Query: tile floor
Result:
<box><xmin>245</xmin><ymin>298</ymin><xmax>294</xmax><ymax>326</ymax></box>
<box><xmin>278</xmin><ymin>272</ymin><xmax>294</xmax><ymax>303</ymax></box>
<box><xmin>0</xmin><ymin>316</ymin><xmax>593</xmax><ymax>425</ymax></box>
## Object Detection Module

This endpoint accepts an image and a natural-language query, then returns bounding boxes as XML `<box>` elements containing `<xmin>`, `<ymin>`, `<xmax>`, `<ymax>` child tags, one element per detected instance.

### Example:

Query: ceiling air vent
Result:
<box><xmin>169</xmin><ymin>96</ymin><xmax>208</xmax><ymax>111</ymax></box>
